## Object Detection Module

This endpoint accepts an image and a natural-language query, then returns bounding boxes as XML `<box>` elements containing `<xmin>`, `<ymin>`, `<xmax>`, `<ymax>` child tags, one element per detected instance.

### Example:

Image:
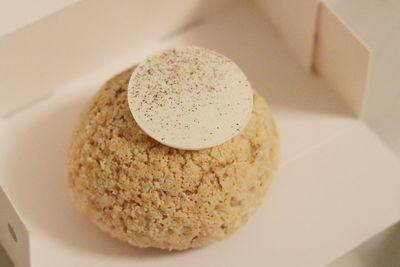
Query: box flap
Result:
<box><xmin>0</xmin><ymin>187</ymin><xmax>30</xmax><ymax>267</ymax></box>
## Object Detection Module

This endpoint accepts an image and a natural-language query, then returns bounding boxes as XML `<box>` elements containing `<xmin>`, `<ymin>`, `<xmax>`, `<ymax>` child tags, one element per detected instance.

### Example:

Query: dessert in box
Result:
<box><xmin>1</xmin><ymin>1</ymin><xmax>400</xmax><ymax>267</ymax></box>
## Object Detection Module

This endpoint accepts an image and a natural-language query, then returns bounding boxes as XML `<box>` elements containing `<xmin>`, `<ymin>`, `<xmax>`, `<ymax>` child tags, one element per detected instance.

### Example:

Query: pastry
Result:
<box><xmin>67</xmin><ymin>50</ymin><xmax>278</xmax><ymax>250</ymax></box>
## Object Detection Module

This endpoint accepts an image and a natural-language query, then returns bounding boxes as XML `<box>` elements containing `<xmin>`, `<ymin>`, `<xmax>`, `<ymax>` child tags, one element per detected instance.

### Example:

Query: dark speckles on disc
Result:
<box><xmin>127</xmin><ymin>46</ymin><xmax>253</xmax><ymax>150</ymax></box>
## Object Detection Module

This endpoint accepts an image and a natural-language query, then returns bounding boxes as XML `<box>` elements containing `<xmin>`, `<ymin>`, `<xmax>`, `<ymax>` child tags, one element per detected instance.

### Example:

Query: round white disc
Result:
<box><xmin>127</xmin><ymin>46</ymin><xmax>253</xmax><ymax>150</ymax></box>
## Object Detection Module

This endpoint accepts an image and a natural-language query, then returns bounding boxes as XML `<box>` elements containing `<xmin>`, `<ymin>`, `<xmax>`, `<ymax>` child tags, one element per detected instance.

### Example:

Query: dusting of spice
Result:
<box><xmin>127</xmin><ymin>46</ymin><xmax>253</xmax><ymax>150</ymax></box>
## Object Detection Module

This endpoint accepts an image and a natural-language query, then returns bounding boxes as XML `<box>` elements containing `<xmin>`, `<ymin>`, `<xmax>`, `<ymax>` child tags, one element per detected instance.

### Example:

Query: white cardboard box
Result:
<box><xmin>0</xmin><ymin>1</ymin><xmax>399</xmax><ymax>267</ymax></box>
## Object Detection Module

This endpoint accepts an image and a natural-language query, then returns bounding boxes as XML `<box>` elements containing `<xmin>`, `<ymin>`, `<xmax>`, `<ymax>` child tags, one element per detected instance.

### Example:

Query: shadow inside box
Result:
<box><xmin>4</xmin><ymin>92</ymin><xmax>186</xmax><ymax>259</ymax></box>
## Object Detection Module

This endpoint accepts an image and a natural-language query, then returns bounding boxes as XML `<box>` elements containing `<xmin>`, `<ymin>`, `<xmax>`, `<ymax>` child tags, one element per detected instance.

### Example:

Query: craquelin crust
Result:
<box><xmin>67</xmin><ymin>67</ymin><xmax>279</xmax><ymax>250</ymax></box>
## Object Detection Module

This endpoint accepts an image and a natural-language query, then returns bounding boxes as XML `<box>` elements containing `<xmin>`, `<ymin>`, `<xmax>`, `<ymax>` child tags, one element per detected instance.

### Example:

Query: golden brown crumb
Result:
<box><xmin>67</xmin><ymin>67</ymin><xmax>279</xmax><ymax>250</ymax></box>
